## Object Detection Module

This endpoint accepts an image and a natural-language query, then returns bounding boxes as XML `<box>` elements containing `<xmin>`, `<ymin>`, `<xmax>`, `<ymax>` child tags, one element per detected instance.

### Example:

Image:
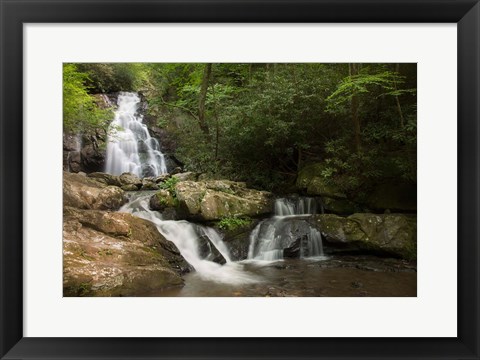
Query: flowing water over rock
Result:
<box><xmin>105</xmin><ymin>92</ymin><xmax>167</xmax><ymax>177</ymax></box>
<box><xmin>248</xmin><ymin>197</ymin><xmax>325</xmax><ymax>261</ymax></box>
<box><xmin>115</xmin><ymin>193</ymin><xmax>416</xmax><ymax>296</ymax></box>
<box><xmin>120</xmin><ymin>193</ymin><xmax>260</xmax><ymax>285</ymax></box>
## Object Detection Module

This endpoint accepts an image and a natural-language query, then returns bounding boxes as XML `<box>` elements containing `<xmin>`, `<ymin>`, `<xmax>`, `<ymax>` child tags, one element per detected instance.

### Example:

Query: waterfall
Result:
<box><xmin>105</xmin><ymin>92</ymin><xmax>167</xmax><ymax>177</ymax></box>
<box><xmin>247</xmin><ymin>197</ymin><xmax>324</xmax><ymax>261</ymax></box>
<box><xmin>120</xmin><ymin>193</ymin><xmax>258</xmax><ymax>284</ymax></box>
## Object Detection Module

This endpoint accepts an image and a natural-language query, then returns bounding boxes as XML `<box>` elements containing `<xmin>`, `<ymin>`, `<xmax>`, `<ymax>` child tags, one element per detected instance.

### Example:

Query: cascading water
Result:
<box><xmin>247</xmin><ymin>197</ymin><xmax>324</xmax><ymax>261</ymax></box>
<box><xmin>119</xmin><ymin>193</ymin><xmax>258</xmax><ymax>284</ymax></box>
<box><xmin>105</xmin><ymin>92</ymin><xmax>167</xmax><ymax>177</ymax></box>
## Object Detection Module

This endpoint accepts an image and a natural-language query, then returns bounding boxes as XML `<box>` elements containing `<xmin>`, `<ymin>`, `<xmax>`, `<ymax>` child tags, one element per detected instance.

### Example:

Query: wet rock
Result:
<box><xmin>63</xmin><ymin>133</ymin><xmax>81</xmax><ymax>151</ymax></box>
<box><xmin>63</xmin><ymin>208</ymin><xmax>191</xmax><ymax>296</ymax></box>
<box><xmin>67</xmin><ymin>151</ymin><xmax>82</xmax><ymax>173</ymax></box>
<box><xmin>88</xmin><ymin>172</ymin><xmax>122</xmax><ymax>186</ymax></box>
<box><xmin>175</xmin><ymin>180</ymin><xmax>273</xmax><ymax>222</ymax></box>
<box><xmin>141</xmin><ymin>178</ymin><xmax>159</xmax><ymax>190</ymax></box>
<box><xmin>80</xmin><ymin>144</ymin><xmax>106</xmax><ymax>173</ymax></box>
<box><xmin>149</xmin><ymin>190</ymin><xmax>176</xmax><ymax>211</ymax></box>
<box><xmin>121</xmin><ymin>184</ymin><xmax>139</xmax><ymax>192</ymax></box>
<box><xmin>95</xmin><ymin>186</ymin><xmax>128</xmax><ymax>210</ymax></box>
<box><xmin>141</xmin><ymin>164</ymin><xmax>157</xmax><ymax>178</ymax></box>
<box><xmin>154</xmin><ymin>174</ymin><xmax>171</xmax><ymax>183</ymax></box>
<box><xmin>63</xmin><ymin>172</ymin><xmax>127</xmax><ymax>211</ymax></box>
<box><xmin>310</xmin><ymin>214</ymin><xmax>417</xmax><ymax>260</ymax></box>
<box><xmin>216</xmin><ymin>219</ymin><xmax>261</xmax><ymax>261</ymax></box>
<box><xmin>118</xmin><ymin>172</ymin><xmax>142</xmax><ymax>188</ymax></box>
<box><xmin>196</xmin><ymin>233</ymin><xmax>227</xmax><ymax>265</ymax></box>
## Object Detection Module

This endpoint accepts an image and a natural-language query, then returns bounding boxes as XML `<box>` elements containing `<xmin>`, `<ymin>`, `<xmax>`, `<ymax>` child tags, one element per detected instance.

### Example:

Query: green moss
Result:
<box><xmin>79</xmin><ymin>249</ymin><xmax>94</xmax><ymax>261</ymax></box>
<box><xmin>218</xmin><ymin>216</ymin><xmax>251</xmax><ymax>231</ymax></box>
<box><xmin>98</xmin><ymin>249</ymin><xmax>113</xmax><ymax>256</ymax></box>
<box><xmin>78</xmin><ymin>282</ymin><xmax>92</xmax><ymax>296</ymax></box>
<box><xmin>402</xmin><ymin>239</ymin><xmax>417</xmax><ymax>261</ymax></box>
<box><xmin>219</xmin><ymin>188</ymin><xmax>235</xmax><ymax>195</ymax></box>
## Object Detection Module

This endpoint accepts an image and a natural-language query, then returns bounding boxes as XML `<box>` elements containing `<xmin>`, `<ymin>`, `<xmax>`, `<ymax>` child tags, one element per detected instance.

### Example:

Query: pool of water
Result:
<box><xmin>141</xmin><ymin>255</ymin><xmax>417</xmax><ymax>297</ymax></box>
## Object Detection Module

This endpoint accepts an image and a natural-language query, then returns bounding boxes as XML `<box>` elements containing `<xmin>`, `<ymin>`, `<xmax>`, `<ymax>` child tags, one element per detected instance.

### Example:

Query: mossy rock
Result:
<box><xmin>296</xmin><ymin>163</ymin><xmax>346</xmax><ymax>198</ymax></box>
<box><xmin>310</xmin><ymin>213</ymin><xmax>417</xmax><ymax>260</ymax></box>
<box><xmin>174</xmin><ymin>180</ymin><xmax>273</xmax><ymax>221</ymax></box>
<box><xmin>149</xmin><ymin>189</ymin><xmax>177</xmax><ymax>210</ymax></box>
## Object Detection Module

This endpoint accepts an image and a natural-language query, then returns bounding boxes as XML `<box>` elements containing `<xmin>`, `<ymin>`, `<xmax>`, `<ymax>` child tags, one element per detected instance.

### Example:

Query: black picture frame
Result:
<box><xmin>1</xmin><ymin>1</ymin><xmax>479</xmax><ymax>359</ymax></box>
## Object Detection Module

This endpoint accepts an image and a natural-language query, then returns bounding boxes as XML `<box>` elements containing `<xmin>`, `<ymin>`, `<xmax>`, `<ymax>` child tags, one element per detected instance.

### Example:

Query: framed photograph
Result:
<box><xmin>1</xmin><ymin>0</ymin><xmax>479</xmax><ymax>359</ymax></box>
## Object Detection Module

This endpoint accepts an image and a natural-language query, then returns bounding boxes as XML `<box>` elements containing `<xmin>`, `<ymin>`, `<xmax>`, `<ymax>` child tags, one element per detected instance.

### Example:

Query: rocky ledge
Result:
<box><xmin>63</xmin><ymin>172</ymin><xmax>190</xmax><ymax>296</ymax></box>
<box><xmin>310</xmin><ymin>213</ymin><xmax>417</xmax><ymax>260</ymax></box>
<box><xmin>150</xmin><ymin>180</ymin><xmax>274</xmax><ymax>222</ymax></box>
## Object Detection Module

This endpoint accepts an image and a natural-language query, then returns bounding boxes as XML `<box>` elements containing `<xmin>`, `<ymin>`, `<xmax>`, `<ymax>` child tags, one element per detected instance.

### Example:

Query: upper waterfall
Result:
<box><xmin>105</xmin><ymin>92</ymin><xmax>167</xmax><ymax>177</ymax></box>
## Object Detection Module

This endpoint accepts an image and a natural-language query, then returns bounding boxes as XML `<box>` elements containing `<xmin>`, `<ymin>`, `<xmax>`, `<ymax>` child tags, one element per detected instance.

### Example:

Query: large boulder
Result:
<box><xmin>88</xmin><ymin>172</ymin><xmax>122</xmax><ymax>186</ymax></box>
<box><xmin>87</xmin><ymin>172</ymin><xmax>143</xmax><ymax>191</ymax></box>
<box><xmin>63</xmin><ymin>172</ymin><xmax>127</xmax><ymax>210</ymax></box>
<box><xmin>63</xmin><ymin>208</ymin><xmax>190</xmax><ymax>296</ymax></box>
<box><xmin>310</xmin><ymin>213</ymin><xmax>417</xmax><ymax>260</ymax></box>
<box><xmin>118</xmin><ymin>173</ymin><xmax>143</xmax><ymax>188</ymax></box>
<box><xmin>149</xmin><ymin>189</ymin><xmax>177</xmax><ymax>211</ymax></box>
<box><xmin>174</xmin><ymin>180</ymin><xmax>274</xmax><ymax>221</ymax></box>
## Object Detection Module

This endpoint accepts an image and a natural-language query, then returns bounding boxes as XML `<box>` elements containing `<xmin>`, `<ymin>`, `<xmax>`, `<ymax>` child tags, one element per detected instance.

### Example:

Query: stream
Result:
<box><xmin>106</xmin><ymin>92</ymin><xmax>416</xmax><ymax>297</ymax></box>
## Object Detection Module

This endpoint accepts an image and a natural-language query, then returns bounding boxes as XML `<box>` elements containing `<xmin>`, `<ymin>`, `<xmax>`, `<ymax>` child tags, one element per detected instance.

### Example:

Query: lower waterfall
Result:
<box><xmin>247</xmin><ymin>197</ymin><xmax>325</xmax><ymax>261</ymax></box>
<box><xmin>119</xmin><ymin>193</ymin><xmax>258</xmax><ymax>284</ymax></box>
<box><xmin>119</xmin><ymin>194</ymin><xmax>325</xmax><ymax>284</ymax></box>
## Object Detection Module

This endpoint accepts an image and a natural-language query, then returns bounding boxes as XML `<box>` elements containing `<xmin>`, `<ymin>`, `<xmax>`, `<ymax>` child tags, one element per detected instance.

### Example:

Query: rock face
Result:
<box><xmin>80</xmin><ymin>144</ymin><xmax>106</xmax><ymax>173</ymax></box>
<box><xmin>63</xmin><ymin>172</ymin><xmax>127</xmax><ymax>210</ymax></box>
<box><xmin>63</xmin><ymin>171</ymin><xmax>191</xmax><ymax>296</ymax></box>
<box><xmin>310</xmin><ymin>213</ymin><xmax>417</xmax><ymax>260</ymax></box>
<box><xmin>174</xmin><ymin>180</ymin><xmax>274</xmax><ymax>221</ymax></box>
<box><xmin>296</xmin><ymin>163</ymin><xmax>360</xmax><ymax>214</ymax></box>
<box><xmin>296</xmin><ymin>162</ymin><xmax>417</xmax><ymax>214</ymax></box>
<box><xmin>63</xmin><ymin>208</ymin><xmax>190</xmax><ymax>296</ymax></box>
<box><xmin>215</xmin><ymin>220</ymin><xmax>260</xmax><ymax>261</ymax></box>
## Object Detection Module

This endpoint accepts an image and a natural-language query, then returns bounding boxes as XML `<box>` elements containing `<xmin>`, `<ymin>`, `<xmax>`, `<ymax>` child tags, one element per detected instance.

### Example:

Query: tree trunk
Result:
<box><xmin>212</xmin><ymin>83</ymin><xmax>220</xmax><ymax>161</ymax></box>
<box><xmin>349</xmin><ymin>63</ymin><xmax>361</xmax><ymax>153</ymax></box>
<box><xmin>393</xmin><ymin>63</ymin><xmax>405</xmax><ymax>128</ymax></box>
<box><xmin>198</xmin><ymin>63</ymin><xmax>212</xmax><ymax>135</ymax></box>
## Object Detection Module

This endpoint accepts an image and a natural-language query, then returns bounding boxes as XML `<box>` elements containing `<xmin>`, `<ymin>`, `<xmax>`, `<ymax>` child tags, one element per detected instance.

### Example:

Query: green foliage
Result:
<box><xmin>326</xmin><ymin>67</ymin><xmax>415</xmax><ymax>111</ymax></box>
<box><xmin>63</xmin><ymin>64</ymin><xmax>112</xmax><ymax>133</ymax></box>
<box><xmin>159</xmin><ymin>177</ymin><xmax>179</xmax><ymax>196</ymax></box>
<box><xmin>218</xmin><ymin>216</ymin><xmax>252</xmax><ymax>231</ymax></box>
<box><xmin>76</xmin><ymin>63</ymin><xmax>150</xmax><ymax>93</ymax></box>
<box><xmin>65</xmin><ymin>62</ymin><xmax>417</xmax><ymax>198</ymax></box>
